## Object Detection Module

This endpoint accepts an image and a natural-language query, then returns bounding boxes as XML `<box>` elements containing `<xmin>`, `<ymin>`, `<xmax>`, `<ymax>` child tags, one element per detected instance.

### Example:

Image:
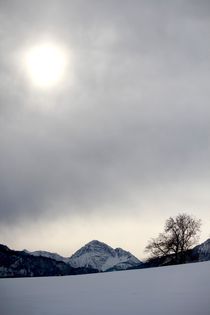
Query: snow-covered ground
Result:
<box><xmin>0</xmin><ymin>261</ymin><xmax>209</xmax><ymax>315</ymax></box>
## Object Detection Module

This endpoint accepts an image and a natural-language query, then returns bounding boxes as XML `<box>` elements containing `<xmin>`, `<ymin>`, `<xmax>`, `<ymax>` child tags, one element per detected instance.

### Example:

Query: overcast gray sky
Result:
<box><xmin>0</xmin><ymin>0</ymin><xmax>210</xmax><ymax>258</ymax></box>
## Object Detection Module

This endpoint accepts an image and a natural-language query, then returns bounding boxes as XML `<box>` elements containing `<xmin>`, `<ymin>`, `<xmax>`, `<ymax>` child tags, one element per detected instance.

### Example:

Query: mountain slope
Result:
<box><xmin>68</xmin><ymin>240</ymin><xmax>142</xmax><ymax>271</ymax></box>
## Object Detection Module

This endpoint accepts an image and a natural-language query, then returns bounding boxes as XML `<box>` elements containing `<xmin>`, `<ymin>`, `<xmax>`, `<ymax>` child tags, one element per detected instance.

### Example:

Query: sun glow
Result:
<box><xmin>24</xmin><ymin>43</ymin><xmax>68</xmax><ymax>88</ymax></box>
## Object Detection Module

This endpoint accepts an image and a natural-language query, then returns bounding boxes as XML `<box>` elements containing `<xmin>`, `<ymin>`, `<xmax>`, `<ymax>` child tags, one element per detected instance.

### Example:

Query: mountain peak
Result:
<box><xmin>68</xmin><ymin>240</ymin><xmax>142</xmax><ymax>271</ymax></box>
<box><xmin>84</xmin><ymin>240</ymin><xmax>114</xmax><ymax>252</ymax></box>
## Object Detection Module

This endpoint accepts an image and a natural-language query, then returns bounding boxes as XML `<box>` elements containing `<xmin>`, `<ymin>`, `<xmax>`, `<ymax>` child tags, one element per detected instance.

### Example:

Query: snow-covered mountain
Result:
<box><xmin>68</xmin><ymin>240</ymin><xmax>142</xmax><ymax>271</ymax></box>
<box><xmin>22</xmin><ymin>240</ymin><xmax>142</xmax><ymax>272</ymax></box>
<box><xmin>23</xmin><ymin>250</ymin><xmax>68</xmax><ymax>263</ymax></box>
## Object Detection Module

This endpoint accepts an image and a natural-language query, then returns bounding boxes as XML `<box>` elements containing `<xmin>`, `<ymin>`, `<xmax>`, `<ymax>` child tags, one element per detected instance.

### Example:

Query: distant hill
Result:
<box><xmin>138</xmin><ymin>238</ymin><xmax>210</xmax><ymax>269</ymax></box>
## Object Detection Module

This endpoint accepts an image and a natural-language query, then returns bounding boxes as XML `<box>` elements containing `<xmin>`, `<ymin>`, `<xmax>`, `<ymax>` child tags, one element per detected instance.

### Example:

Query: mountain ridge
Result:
<box><xmin>23</xmin><ymin>249</ymin><xmax>68</xmax><ymax>263</ymax></box>
<box><xmin>1</xmin><ymin>238</ymin><xmax>210</xmax><ymax>278</ymax></box>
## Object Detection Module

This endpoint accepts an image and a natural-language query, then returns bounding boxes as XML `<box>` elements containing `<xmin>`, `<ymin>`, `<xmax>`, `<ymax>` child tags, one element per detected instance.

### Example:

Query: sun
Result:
<box><xmin>24</xmin><ymin>43</ymin><xmax>68</xmax><ymax>88</ymax></box>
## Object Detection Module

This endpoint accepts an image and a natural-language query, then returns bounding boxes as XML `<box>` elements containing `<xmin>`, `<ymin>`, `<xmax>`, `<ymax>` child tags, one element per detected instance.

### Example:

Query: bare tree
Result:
<box><xmin>145</xmin><ymin>213</ymin><xmax>201</xmax><ymax>263</ymax></box>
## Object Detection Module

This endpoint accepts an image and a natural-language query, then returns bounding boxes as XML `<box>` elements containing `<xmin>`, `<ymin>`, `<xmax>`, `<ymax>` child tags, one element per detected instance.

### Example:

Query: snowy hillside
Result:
<box><xmin>23</xmin><ymin>249</ymin><xmax>68</xmax><ymax>262</ymax></box>
<box><xmin>193</xmin><ymin>238</ymin><xmax>210</xmax><ymax>261</ymax></box>
<box><xmin>0</xmin><ymin>261</ymin><xmax>209</xmax><ymax>315</ymax></box>
<box><xmin>68</xmin><ymin>240</ymin><xmax>141</xmax><ymax>271</ymax></box>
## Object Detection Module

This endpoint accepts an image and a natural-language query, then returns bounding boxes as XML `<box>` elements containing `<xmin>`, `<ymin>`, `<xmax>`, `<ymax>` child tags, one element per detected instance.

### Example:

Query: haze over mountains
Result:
<box><xmin>0</xmin><ymin>239</ymin><xmax>210</xmax><ymax>278</ymax></box>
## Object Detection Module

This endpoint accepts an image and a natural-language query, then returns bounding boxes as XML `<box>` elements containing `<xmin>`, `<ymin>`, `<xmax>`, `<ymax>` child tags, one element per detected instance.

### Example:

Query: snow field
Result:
<box><xmin>0</xmin><ymin>261</ymin><xmax>210</xmax><ymax>315</ymax></box>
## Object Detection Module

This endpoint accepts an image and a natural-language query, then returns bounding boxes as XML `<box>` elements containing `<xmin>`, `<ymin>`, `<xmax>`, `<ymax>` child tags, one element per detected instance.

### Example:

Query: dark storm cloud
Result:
<box><xmin>0</xmin><ymin>0</ymin><xmax>210</xmax><ymax>224</ymax></box>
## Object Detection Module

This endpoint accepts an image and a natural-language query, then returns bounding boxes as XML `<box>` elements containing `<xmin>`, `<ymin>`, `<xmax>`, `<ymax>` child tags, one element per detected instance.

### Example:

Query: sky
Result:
<box><xmin>0</xmin><ymin>0</ymin><xmax>210</xmax><ymax>259</ymax></box>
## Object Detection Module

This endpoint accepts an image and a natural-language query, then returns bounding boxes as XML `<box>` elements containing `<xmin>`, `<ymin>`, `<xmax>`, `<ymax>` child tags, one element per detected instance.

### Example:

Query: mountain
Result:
<box><xmin>68</xmin><ymin>240</ymin><xmax>142</xmax><ymax>271</ymax></box>
<box><xmin>0</xmin><ymin>244</ymin><xmax>97</xmax><ymax>278</ymax></box>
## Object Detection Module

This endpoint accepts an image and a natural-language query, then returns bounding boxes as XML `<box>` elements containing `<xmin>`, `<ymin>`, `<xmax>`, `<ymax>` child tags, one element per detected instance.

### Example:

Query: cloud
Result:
<box><xmin>0</xmin><ymin>0</ymin><xmax>210</xmax><ymax>229</ymax></box>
